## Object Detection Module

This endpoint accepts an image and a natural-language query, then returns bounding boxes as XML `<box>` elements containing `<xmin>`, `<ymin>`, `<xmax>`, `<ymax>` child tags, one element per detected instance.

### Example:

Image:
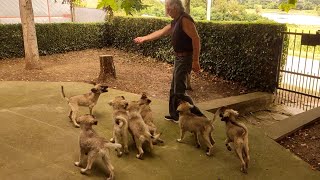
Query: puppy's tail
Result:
<box><xmin>61</xmin><ymin>86</ymin><xmax>69</xmax><ymax>101</ymax></box>
<box><xmin>105</xmin><ymin>142</ymin><xmax>122</xmax><ymax>149</ymax></box>
<box><xmin>115</xmin><ymin>116</ymin><xmax>127</xmax><ymax>128</ymax></box>
<box><xmin>210</xmin><ymin>108</ymin><xmax>221</xmax><ymax>125</ymax></box>
<box><xmin>228</xmin><ymin>112</ymin><xmax>248</xmax><ymax>137</ymax></box>
<box><xmin>151</xmin><ymin>132</ymin><xmax>162</xmax><ymax>140</ymax></box>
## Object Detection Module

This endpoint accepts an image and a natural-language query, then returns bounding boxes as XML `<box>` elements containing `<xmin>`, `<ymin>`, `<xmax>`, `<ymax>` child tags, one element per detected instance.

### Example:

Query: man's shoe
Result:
<box><xmin>164</xmin><ymin>115</ymin><xmax>179</xmax><ymax>124</ymax></box>
<box><xmin>164</xmin><ymin>115</ymin><xmax>176</xmax><ymax>121</ymax></box>
<box><xmin>172</xmin><ymin>119</ymin><xmax>179</xmax><ymax>124</ymax></box>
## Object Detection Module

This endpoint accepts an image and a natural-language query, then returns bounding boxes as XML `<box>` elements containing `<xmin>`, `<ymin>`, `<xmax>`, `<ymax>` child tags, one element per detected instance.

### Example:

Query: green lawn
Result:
<box><xmin>246</xmin><ymin>9</ymin><xmax>318</xmax><ymax>16</ymax></box>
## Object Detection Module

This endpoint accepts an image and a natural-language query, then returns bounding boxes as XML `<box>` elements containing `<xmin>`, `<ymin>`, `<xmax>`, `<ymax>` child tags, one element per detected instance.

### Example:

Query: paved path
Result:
<box><xmin>0</xmin><ymin>81</ymin><xmax>319</xmax><ymax>180</ymax></box>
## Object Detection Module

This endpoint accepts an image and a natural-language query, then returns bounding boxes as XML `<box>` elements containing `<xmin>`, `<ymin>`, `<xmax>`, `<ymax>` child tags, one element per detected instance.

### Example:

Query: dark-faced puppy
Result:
<box><xmin>220</xmin><ymin>107</ymin><xmax>250</xmax><ymax>174</ymax></box>
<box><xmin>176</xmin><ymin>101</ymin><xmax>216</xmax><ymax>156</ymax></box>
<box><xmin>61</xmin><ymin>83</ymin><xmax>108</xmax><ymax>127</ymax></box>
<box><xmin>74</xmin><ymin>114</ymin><xmax>121</xmax><ymax>180</ymax></box>
<box><xmin>108</xmin><ymin>96</ymin><xmax>129</xmax><ymax>156</ymax></box>
<box><xmin>138</xmin><ymin>93</ymin><xmax>164</xmax><ymax>144</ymax></box>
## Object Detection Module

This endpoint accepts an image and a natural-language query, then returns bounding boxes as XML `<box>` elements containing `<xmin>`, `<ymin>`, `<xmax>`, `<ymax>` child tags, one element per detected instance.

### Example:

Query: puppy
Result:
<box><xmin>61</xmin><ymin>83</ymin><xmax>108</xmax><ymax>127</ymax></box>
<box><xmin>176</xmin><ymin>100</ymin><xmax>216</xmax><ymax>156</ymax></box>
<box><xmin>108</xmin><ymin>96</ymin><xmax>129</xmax><ymax>156</ymax></box>
<box><xmin>138</xmin><ymin>93</ymin><xmax>164</xmax><ymax>144</ymax></box>
<box><xmin>127</xmin><ymin>101</ymin><xmax>159</xmax><ymax>159</ymax></box>
<box><xmin>74</xmin><ymin>114</ymin><xmax>121</xmax><ymax>180</ymax></box>
<box><xmin>220</xmin><ymin>107</ymin><xmax>250</xmax><ymax>174</ymax></box>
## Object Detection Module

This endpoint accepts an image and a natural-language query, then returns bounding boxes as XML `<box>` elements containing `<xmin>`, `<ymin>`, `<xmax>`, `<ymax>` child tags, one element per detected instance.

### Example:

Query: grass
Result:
<box><xmin>246</xmin><ymin>9</ymin><xmax>319</xmax><ymax>16</ymax></box>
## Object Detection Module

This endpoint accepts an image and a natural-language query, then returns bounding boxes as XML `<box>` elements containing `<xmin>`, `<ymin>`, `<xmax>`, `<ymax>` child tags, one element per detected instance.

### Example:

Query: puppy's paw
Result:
<box><xmin>74</xmin><ymin>162</ymin><xmax>80</xmax><ymax>167</ymax></box>
<box><xmin>241</xmin><ymin>167</ymin><xmax>248</xmax><ymax>174</ymax></box>
<box><xmin>136</xmin><ymin>154</ymin><xmax>143</xmax><ymax>159</ymax></box>
<box><xmin>176</xmin><ymin>139</ymin><xmax>182</xmax><ymax>142</ymax></box>
<box><xmin>80</xmin><ymin>168</ymin><xmax>87</xmax><ymax>174</ymax></box>
<box><xmin>117</xmin><ymin>151</ymin><xmax>123</xmax><ymax>157</ymax></box>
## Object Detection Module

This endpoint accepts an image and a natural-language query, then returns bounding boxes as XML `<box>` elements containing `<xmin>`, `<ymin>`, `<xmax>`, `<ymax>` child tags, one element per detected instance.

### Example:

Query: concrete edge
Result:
<box><xmin>198</xmin><ymin>92</ymin><xmax>273</xmax><ymax>114</ymax></box>
<box><xmin>264</xmin><ymin>106</ymin><xmax>320</xmax><ymax>141</ymax></box>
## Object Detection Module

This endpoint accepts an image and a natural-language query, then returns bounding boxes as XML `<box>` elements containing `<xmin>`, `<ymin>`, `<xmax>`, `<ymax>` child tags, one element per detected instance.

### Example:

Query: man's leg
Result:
<box><xmin>174</xmin><ymin>56</ymin><xmax>204</xmax><ymax>117</ymax></box>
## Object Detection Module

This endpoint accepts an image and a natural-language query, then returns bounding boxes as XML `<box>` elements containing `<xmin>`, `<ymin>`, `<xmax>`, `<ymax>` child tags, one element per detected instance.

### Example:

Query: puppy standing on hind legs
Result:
<box><xmin>61</xmin><ymin>83</ymin><xmax>108</xmax><ymax>128</ymax></box>
<box><xmin>176</xmin><ymin>100</ymin><xmax>216</xmax><ymax>156</ymax></box>
<box><xmin>108</xmin><ymin>96</ymin><xmax>130</xmax><ymax>156</ymax></box>
<box><xmin>219</xmin><ymin>107</ymin><xmax>250</xmax><ymax>174</ymax></box>
<box><xmin>127</xmin><ymin>101</ymin><xmax>160</xmax><ymax>159</ymax></box>
<box><xmin>138</xmin><ymin>93</ymin><xmax>164</xmax><ymax>144</ymax></box>
<box><xmin>74</xmin><ymin>114</ymin><xmax>121</xmax><ymax>180</ymax></box>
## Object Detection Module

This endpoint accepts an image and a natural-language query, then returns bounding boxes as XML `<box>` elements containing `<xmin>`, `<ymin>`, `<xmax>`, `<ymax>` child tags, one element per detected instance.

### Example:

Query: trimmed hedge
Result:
<box><xmin>107</xmin><ymin>17</ymin><xmax>287</xmax><ymax>91</ymax></box>
<box><xmin>0</xmin><ymin>23</ymin><xmax>105</xmax><ymax>58</ymax></box>
<box><xmin>0</xmin><ymin>17</ymin><xmax>287</xmax><ymax>91</ymax></box>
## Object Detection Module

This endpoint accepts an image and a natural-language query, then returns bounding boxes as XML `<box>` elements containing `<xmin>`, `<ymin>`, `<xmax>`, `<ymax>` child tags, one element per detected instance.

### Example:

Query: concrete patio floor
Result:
<box><xmin>0</xmin><ymin>81</ymin><xmax>319</xmax><ymax>180</ymax></box>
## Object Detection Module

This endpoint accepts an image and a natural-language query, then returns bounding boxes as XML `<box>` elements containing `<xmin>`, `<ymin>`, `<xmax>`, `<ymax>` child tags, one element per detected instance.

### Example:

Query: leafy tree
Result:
<box><xmin>279</xmin><ymin>0</ymin><xmax>297</xmax><ymax>12</ymax></box>
<box><xmin>316</xmin><ymin>5</ymin><xmax>320</xmax><ymax>16</ymax></box>
<box><xmin>97</xmin><ymin>0</ymin><xmax>146</xmax><ymax>15</ymax></box>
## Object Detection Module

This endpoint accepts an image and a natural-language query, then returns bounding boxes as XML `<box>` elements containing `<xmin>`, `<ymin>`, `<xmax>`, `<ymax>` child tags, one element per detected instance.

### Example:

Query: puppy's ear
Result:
<box><xmin>91</xmin><ymin>88</ymin><xmax>98</xmax><ymax>93</ymax></box>
<box><xmin>141</xmin><ymin>92</ymin><xmax>147</xmax><ymax>99</ymax></box>
<box><xmin>177</xmin><ymin>99</ymin><xmax>183</xmax><ymax>105</ymax></box>
<box><xmin>230</xmin><ymin>109</ymin><xmax>239</xmax><ymax>117</ymax></box>
<box><xmin>124</xmin><ymin>102</ymin><xmax>129</xmax><ymax>109</ymax></box>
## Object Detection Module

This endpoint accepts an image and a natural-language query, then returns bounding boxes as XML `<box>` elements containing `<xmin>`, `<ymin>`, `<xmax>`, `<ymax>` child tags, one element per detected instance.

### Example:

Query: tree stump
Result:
<box><xmin>98</xmin><ymin>55</ymin><xmax>116</xmax><ymax>82</ymax></box>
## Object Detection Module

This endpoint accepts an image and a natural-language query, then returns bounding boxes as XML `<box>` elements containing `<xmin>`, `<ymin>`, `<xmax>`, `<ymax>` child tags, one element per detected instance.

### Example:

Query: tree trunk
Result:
<box><xmin>183</xmin><ymin>0</ymin><xmax>192</xmax><ymax>90</ymax></box>
<box><xmin>70</xmin><ymin>1</ymin><xmax>75</xmax><ymax>22</ymax></box>
<box><xmin>98</xmin><ymin>55</ymin><xmax>116</xmax><ymax>82</ymax></box>
<box><xmin>19</xmin><ymin>0</ymin><xmax>42</xmax><ymax>70</ymax></box>
<box><xmin>183</xmin><ymin>0</ymin><xmax>191</xmax><ymax>14</ymax></box>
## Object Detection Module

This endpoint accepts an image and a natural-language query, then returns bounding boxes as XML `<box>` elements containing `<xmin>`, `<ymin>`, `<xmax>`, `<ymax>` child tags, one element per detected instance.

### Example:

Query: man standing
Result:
<box><xmin>134</xmin><ymin>0</ymin><xmax>203</xmax><ymax>123</ymax></box>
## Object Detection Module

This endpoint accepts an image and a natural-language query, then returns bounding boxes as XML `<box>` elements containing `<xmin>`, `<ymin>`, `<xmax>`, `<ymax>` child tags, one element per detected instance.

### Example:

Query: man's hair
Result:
<box><xmin>167</xmin><ymin>0</ymin><xmax>185</xmax><ymax>12</ymax></box>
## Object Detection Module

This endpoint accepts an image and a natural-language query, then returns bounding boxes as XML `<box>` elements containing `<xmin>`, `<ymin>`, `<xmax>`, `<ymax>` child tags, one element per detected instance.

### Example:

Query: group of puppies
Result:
<box><xmin>176</xmin><ymin>101</ymin><xmax>250</xmax><ymax>173</ymax></box>
<box><xmin>60</xmin><ymin>83</ymin><xmax>250</xmax><ymax>179</ymax></box>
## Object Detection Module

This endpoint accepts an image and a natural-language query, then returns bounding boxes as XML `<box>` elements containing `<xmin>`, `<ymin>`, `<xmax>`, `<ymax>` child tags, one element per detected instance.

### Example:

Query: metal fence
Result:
<box><xmin>0</xmin><ymin>0</ymin><xmax>105</xmax><ymax>24</ymax></box>
<box><xmin>275</xmin><ymin>30</ymin><xmax>320</xmax><ymax>111</ymax></box>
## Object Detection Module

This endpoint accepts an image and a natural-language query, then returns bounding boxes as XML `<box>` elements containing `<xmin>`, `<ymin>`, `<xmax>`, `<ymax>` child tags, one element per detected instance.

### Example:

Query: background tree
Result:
<box><xmin>19</xmin><ymin>0</ymin><xmax>41</xmax><ymax>70</ymax></box>
<box><xmin>183</xmin><ymin>0</ymin><xmax>191</xmax><ymax>14</ymax></box>
<box><xmin>97</xmin><ymin>0</ymin><xmax>146</xmax><ymax>15</ymax></box>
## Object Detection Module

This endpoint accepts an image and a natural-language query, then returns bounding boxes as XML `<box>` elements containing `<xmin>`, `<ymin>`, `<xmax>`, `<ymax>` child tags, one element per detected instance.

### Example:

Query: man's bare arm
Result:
<box><xmin>182</xmin><ymin>17</ymin><xmax>201</xmax><ymax>72</ymax></box>
<box><xmin>134</xmin><ymin>24</ymin><xmax>171</xmax><ymax>44</ymax></box>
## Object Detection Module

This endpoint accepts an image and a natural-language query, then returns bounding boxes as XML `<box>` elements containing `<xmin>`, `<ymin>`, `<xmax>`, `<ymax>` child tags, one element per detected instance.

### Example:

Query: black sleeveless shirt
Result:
<box><xmin>171</xmin><ymin>12</ymin><xmax>195</xmax><ymax>53</ymax></box>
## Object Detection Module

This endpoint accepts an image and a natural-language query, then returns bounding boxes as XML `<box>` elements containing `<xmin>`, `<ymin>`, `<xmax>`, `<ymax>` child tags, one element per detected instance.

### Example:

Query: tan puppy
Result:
<box><xmin>176</xmin><ymin>100</ymin><xmax>216</xmax><ymax>156</ymax></box>
<box><xmin>220</xmin><ymin>107</ymin><xmax>250</xmax><ymax>174</ymax></box>
<box><xmin>74</xmin><ymin>114</ymin><xmax>121</xmax><ymax>180</ymax></box>
<box><xmin>61</xmin><ymin>83</ymin><xmax>108</xmax><ymax>128</ymax></box>
<box><xmin>108</xmin><ymin>96</ymin><xmax>129</xmax><ymax>156</ymax></box>
<box><xmin>127</xmin><ymin>100</ymin><xmax>158</xmax><ymax>159</ymax></box>
<box><xmin>138</xmin><ymin>93</ymin><xmax>164</xmax><ymax>144</ymax></box>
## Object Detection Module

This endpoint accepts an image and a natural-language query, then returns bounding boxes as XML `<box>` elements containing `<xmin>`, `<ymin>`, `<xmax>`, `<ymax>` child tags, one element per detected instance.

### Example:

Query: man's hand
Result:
<box><xmin>133</xmin><ymin>37</ymin><xmax>145</xmax><ymax>44</ymax></box>
<box><xmin>192</xmin><ymin>60</ymin><xmax>201</xmax><ymax>72</ymax></box>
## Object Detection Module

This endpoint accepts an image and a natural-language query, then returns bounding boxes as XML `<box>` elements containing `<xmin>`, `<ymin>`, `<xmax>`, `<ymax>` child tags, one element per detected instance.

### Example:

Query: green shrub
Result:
<box><xmin>0</xmin><ymin>23</ymin><xmax>105</xmax><ymax>58</ymax></box>
<box><xmin>106</xmin><ymin>17</ymin><xmax>287</xmax><ymax>91</ymax></box>
<box><xmin>0</xmin><ymin>24</ymin><xmax>24</xmax><ymax>58</ymax></box>
<box><xmin>316</xmin><ymin>5</ymin><xmax>320</xmax><ymax>16</ymax></box>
